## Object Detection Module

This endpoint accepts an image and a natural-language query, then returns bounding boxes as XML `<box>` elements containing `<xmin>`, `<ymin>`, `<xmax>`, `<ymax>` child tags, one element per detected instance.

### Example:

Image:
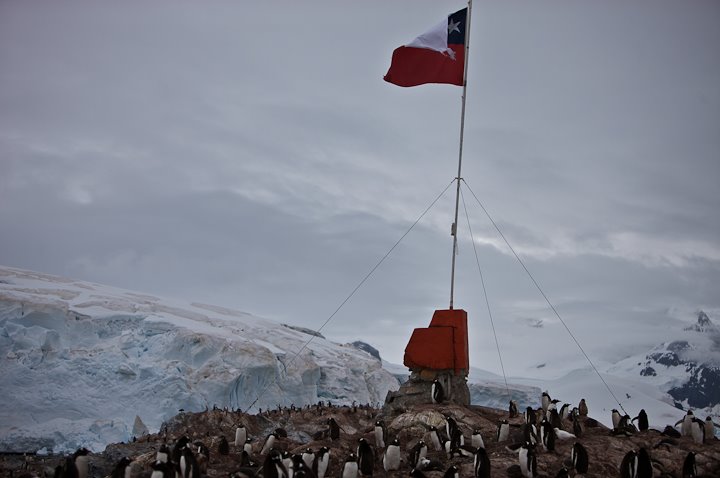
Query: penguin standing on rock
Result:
<box><xmin>541</xmin><ymin>391</ymin><xmax>551</xmax><ymax>414</ymax></box>
<box><xmin>428</xmin><ymin>426</ymin><xmax>442</xmax><ymax>451</ymax></box>
<box><xmin>111</xmin><ymin>457</ymin><xmax>132</xmax><ymax>478</ymax></box>
<box><xmin>471</xmin><ymin>428</ymin><xmax>484</xmax><ymax>449</ymax></box>
<box><xmin>690</xmin><ymin>418</ymin><xmax>706</xmax><ymax>445</ymax></box>
<box><xmin>539</xmin><ymin>419</ymin><xmax>556</xmax><ymax>452</ymax></box>
<box><xmin>509</xmin><ymin>400</ymin><xmax>519</xmax><ymax>418</ymax></box>
<box><xmin>611</xmin><ymin>409</ymin><xmax>622</xmax><ymax>430</ymax></box>
<box><xmin>704</xmin><ymin>416</ymin><xmax>719</xmax><ymax>442</ymax></box>
<box><xmin>235</xmin><ymin>425</ymin><xmax>247</xmax><ymax>447</ymax></box>
<box><xmin>473</xmin><ymin>446</ymin><xmax>491</xmax><ymax>478</ymax></box>
<box><xmin>518</xmin><ymin>442</ymin><xmax>537</xmax><ymax>478</ymax></box>
<box><xmin>382</xmin><ymin>439</ymin><xmax>401</xmax><ymax>472</ymax></box>
<box><xmin>676</xmin><ymin>410</ymin><xmax>695</xmax><ymax>437</ymax></box>
<box><xmin>260</xmin><ymin>432</ymin><xmax>278</xmax><ymax>455</ymax></box>
<box><xmin>72</xmin><ymin>448</ymin><xmax>90</xmax><ymax>478</ymax></box>
<box><xmin>620</xmin><ymin>448</ymin><xmax>653</xmax><ymax>478</ymax></box>
<box><xmin>408</xmin><ymin>440</ymin><xmax>428</xmax><ymax>470</ymax></box>
<box><xmin>497</xmin><ymin>419</ymin><xmax>510</xmax><ymax>442</ymax></box>
<box><xmin>314</xmin><ymin>447</ymin><xmax>330</xmax><ymax>478</ymax></box>
<box><xmin>431</xmin><ymin>379</ymin><xmax>445</xmax><ymax>404</ymax></box>
<box><xmin>328</xmin><ymin>417</ymin><xmax>340</xmax><ymax>441</ymax></box>
<box><xmin>374</xmin><ymin>420</ymin><xmax>386</xmax><ymax>449</ymax></box>
<box><xmin>356</xmin><ymin>438</ymin><xmax>374</xmax><ymax>477</ymax></box>
<box><xmin>578</xmin><ymin>398</ymin><xmax>588</xmax><ymax>417</ymax></box>
<box><xmin>570</xmin><ymin>442</ymin><xmax>588</xmax><ymax>476</ymax></box>
<box><xmin>442</xmin><ymin>465</ymin><xmax>459</xmax><ymax>478</ymax></box>
<box><xmin>341</xmin><ymin>453</ymin><xmax>358</xmax><ymax>478</ymax></box>
<box><xmin>682</xmin><ymin>451</ymin><xmax>697</xmax><ymax>478</ymax></box>
<box><xmin>632</xmin><ymin>409</ymin><xmax>649</xmax><ymax>432</ymax></box>
<box><xmin>218</xmin><ymin>436</ymin><xmax>230</xmax><ymax>456</ymax></box>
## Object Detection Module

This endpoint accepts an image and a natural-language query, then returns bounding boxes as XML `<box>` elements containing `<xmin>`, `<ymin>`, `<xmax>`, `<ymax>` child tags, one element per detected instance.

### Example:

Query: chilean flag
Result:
<box><xmin>384</xmin><ymin>8</ymin><xmax>467</xmax><ymax>87</ymax></box>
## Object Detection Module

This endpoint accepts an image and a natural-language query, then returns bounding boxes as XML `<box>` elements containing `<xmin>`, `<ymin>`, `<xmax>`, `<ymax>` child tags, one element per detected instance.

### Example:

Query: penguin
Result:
<box><xmin>194</xmin><ymin>442</ymin><xmax>209</xmax><ymax>475</ymax></box>
<box><xmin>356</xmin><ymin>438</ymin><xmax>374</xmax><ymax>476</ymax></box>
<box><xmin>415</xmin><ymin>457</ymin><xmax>444</xmax><ymax>472</ymax></box>
<box><xmin>244</xmin><ymin>438</ymin><xmax>253</xmax><ymax>455</ymax></box>
<box><xmin>442</xmin><ymin>465</ymin><xmax>459</xmax><ymax>478</ymax></box>
<box><xmin>180</xmin><ymin>447</ymin><xmax>200</xmax><ymax>478</ymax></box>
<box><xmin>235</xmin><ymin>425</ymin><xmax>247</xmax><ymax>447</ymax></box>
<box><xmin>570</xmin><ymin>442</ymin><xmax>588</xmax><ymax>475</ymax></box>
<box><xmin>431</xmin><ymin>379</ymin><xmax>445</xmax><ymax>404</ymax></box>
<box><xmin>496</xmin><ymin>419</ymin><xmax>510</xmax><ymax>442</ymax></box>
<box><xmin>149</xmin><ymin>461</ymin><xmax>174</xmax><ymax>478</ymax></box>
<box><xmin>559</xmin><ymin>403</ymin><xmax>570</xmax><ymax>420</ymax></box>
<box><xmin>262</xmin><ymin>452</ymin><xmax>288</xmax><ymax>478</ymax></box>
<box><xmin>281</xmin><ymin>451</ymin><xmax>293</xmax><ymax>477</ymax></box>
<box><xmin>631</xmin><ymin>409</ymin><xmax>649</xmax><ymax>432</ymax></box>
<box><xmin>689</xmin><ymin>418</ymin><xmax>705</xmax><ymax>445</ymax></box>
<box><xmin>553</xmin><ymin>428</ymin><xmax>576</xmax><ymax>440</ymax></box>
<box><xmin>111</xmin><ymin>457</ymin><xmax>132</xmax><ymax>478</ymax></box>
<box><xmin>72</xmin><ymin>448</ymin><xmax>90</xmax><ymax>478</ymax></box>
<box><xmin>554</xmin><ymin>468</ymin><xmax>570</xmax><ymax>478</ymax></box>
<box><xmin>473</xmin><ymin>446</ymin><xmax>491</xmax><ymax>478</ymax></box>
<box><xmin>260</xmin><ymin>432</ymin><xmax>278</xmax><ymax>455</ymax></box>
<box><xmin>539</xmin><ymin>419</ymin><xmax>556</xmax><ymax>452</ymax></box>
<box><xmin>301</xmin><ymin>449</ymin><xmax>315</xmax><ymax>470</ymax></box>
<box><xmin>611</xmin><ymin>409</ymin><xmax>622</xmax><ymax>430</ymax></box>
<box><xmin>578</xmin><ymin>398</ymin><xmax>588</xmax><ymax>417</ymax></box>
<box><xmin>541</xmin><ymin>391</ymin><xmax>551</xmax><ymax>413</ymax></box>
<box><xmin>548</xmin><ymin>408</ymin><xmax>562</xmax><ymax>429</ymax></box>
<box><xmin>704</xmin><ymin>416</ymin><xmax>718</xmax><ymax>443</ymax></box>
<box><xmin>682</xmin><ymin>451</ymin><xmax>697</xmax><ymax>478</ymax></box>
<box><xmin>314</xmin><ymin>447</ymin><xmax>330</xmax><ymax>478</ymax></box>
<box><xmin>636</xmin><ymin>448</ymin><xmax>653</xmax><ymax>478</ymax></box>
<box><xmin>676</xmin><ymin>410</ymin><xmax>695</xmax><ymax>437</ymax></box>
<box><xmin>619</xmin><ymin>450</ymin><xmax>637</xmax><ymax>478</ymax></box>
<box><xmin>428</xmin><ymin>426</ymin><xmax>442</xmax><ymax>451</ymax></box>
<box><xmin>445</xmin><ymin>416</ymin><xmax>460</xmax><ymax>445</ymax></box>
<box><xmin>240</xmin><ymin>450</ymin><xmax>256</xmax><ymax>468</ymax></box>
<box><xmin>524</xmin><ymin>407</ymin><xmax>537</xmax><ymax>426</ymax></box>
<box><xmin>218</xmin><ymin>436</ymin><xmax>230</xmax><ymax>456</ymax></box>
<box><xmin>373</xmin><ymin>420</ymin><xmax>386</xmax><ymax>448</ymax></box>
<box><xmin>471</xmin><ymin>428</ymin><xmax>484</xmax><ymax>449</ymax></box>
<box><xmin>509</xmin><ymin>400</ymin><xmax>519</xmax><ymax>418</ymax></box>
<box><xmin>156</xmin><ymin>444</ymin><xmax>170</xmax><ymax>464</ymax></box>
<box><xmin>328</xmin><ymin>418</ymin><xmax>340</xmax><ymax>441</ymax></box>
<box><xmin>408</xmin><ymin>440</ymin><xmax>427</xmax><ymax>470</ymax></box>
<box><xmin>522</xmin><ymin>422</ymin><xmax>538</xmax><ymax>445</ymax></box>
<box><xmin>291</xmin><ymin>453</ymin><xmax>314</xmax><ymax>478</ymax></box>
<box><xmin>518</xmin><ymin>442</ymin><xmax>537</xmax><ymax>478</ymax></box>
<box><xmin>382</xmin><ymin>439</ymin><xmax>401</xmax><ymax>472</ymax></box>
<box><xmin>572</xmin><ymin>415</ymin><xmax>583</xmax><ymax>438</ymax></box>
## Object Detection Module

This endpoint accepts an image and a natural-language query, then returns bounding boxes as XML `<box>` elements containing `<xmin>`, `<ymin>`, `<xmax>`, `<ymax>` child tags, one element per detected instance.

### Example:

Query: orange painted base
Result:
<box><xmin>403</xmin><ymin>309</ymin><xmax>469</xmax><ymax>375</ymax></box>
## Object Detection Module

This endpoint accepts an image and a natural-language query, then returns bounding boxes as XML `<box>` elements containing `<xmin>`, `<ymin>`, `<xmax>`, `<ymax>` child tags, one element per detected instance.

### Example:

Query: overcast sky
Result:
<box><xmin>1</xmin><ymin>0</ymin><xmax>718</xmax><ymax>378</ymax></box>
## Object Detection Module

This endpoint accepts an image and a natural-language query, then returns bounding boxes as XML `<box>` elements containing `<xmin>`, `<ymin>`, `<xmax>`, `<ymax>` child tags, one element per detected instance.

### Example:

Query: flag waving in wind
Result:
<box><xmin>384</xmin><ymin>8</ymin><xmax>467</xmax><ymax>87</ymax></box>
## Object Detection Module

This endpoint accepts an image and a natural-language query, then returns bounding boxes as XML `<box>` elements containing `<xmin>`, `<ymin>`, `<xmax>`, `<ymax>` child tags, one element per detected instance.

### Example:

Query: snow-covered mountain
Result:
<box><xmin>609</xmin><ymin>310</ymin><xmax>720</xmax><ymax>419</ymax></box>
<box><xmin>0</xmin><ymin>266</ymin><xmax>399</xmax><ymax>453</ymax></box>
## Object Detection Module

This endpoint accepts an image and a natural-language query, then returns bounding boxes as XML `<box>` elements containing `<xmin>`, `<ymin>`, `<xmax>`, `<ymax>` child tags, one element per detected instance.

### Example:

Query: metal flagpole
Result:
<box><xmin>449</xmin><ymin>0</ymin><xmax>472</xmax><ymax>310</ymax></box>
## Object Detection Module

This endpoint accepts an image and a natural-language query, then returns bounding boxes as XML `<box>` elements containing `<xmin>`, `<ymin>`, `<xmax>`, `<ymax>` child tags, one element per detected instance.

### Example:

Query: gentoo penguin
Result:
<box><xmin>620</xmin><ymin>448</ymin><xmax>653</xmax><ymax>478</ymax></box>
<box><xmin>570</xmin><ymin>442</ymin><xmax>589</xmax><ymax>475</ymax></box>
<box><xmin>218</xmin><ymin>436</ymin><xmax>230</xmax><ymax>456</ymax></box>
<box><xmin>180</xmin><ymin>447</ymin><xmax>200</xmax><ymax>478</ymax></box>
<box><xmin>356</xmin><ymin>438</ymin><xmax>374</xmax><ymax>476</ymax></box>
<box><xmin>632</xmin><ymin>409</ymin><xmax>649</xmax><ymax>432</ymax></box>
<box><xmin>619</xmin><ymin>450</ymin><xmax>637</xmax><ymax>478</ymax></box>
<box><xmin>442</xmin><ymin>465</ymin><xmax>459</xmax><ymax>478</ymax></box>
<box><xmin>240</xmin><ymin>450</ymin><xmax>256</xmax><ymax>468</ymax></box>
<box><xmin>71</xmin><ymin>448</ymin><xmax>90</xmax><ymax>478</ymax></box>
<box><xmin>689</xmin><ymin>418</ymin><xmax>705</xmax><ymax>445</ymax></box>
<box><xmin>301</xmin><ymin>448</ymin><xmax>315</xmax><ymax>470</ymax></box>
<box><xmin>541</xmin><ymin>391</ymin><xmax>551</xmax><ymax>414</ymax></box>
<box><xmin>431</xmin><ymin>379</ymin><xmax>445</xmax><ymax>404</ymax></box>
<box><xmin>473</xmin><ymin>446</ymin><xmax>491</xmax><ymax>478</ymax></box>
<box><xmin>578</xmin><ymin>398</ymin><xmax>588</xmax><ymax>417</ymax></box>
<box><xmin>235</xmin><ymin>425</ymin><xmax>247</xmax><ymax>447</ymax></box>
<box><xmin>340</xmin><ymin>453</ymin><xmax>358</xmax><ymax>478</ymax></box>
<box><xmin>262</xmin><ymin>452</ymin><xmax>287</xmax><ymax>478</ymax></box>
<box><xmin>682</xmin><ymin>451</ymin><xmax>697</xmax><ymax>478</ymax></box>
<box><xmin>471</xmin><ymin>428</ymin><xmax>484</xmax><ymax>449</ymax></box>
<box><xmin>281</xmin><ymin>451</ymin><xmax>293</xmax><ymax>477</ymax></box>
<box><xmin>676</xmin><ymin>410</ymin><xmax>695</xmax><ymax>437</ymax></box>
<box><xmin>373</xmin><ymin>420</ymin><xmax>386</xmax><ymax>448</ymax></box>
<box><xmin>548</xmin><ymin>408</ymin><xmax>562</xmax><ymax>429</ymax></box>
<box><xmin>539</xmin><ymin>419</ymin><xmax>556</xmax><ymax>452</ymax></box>
<box><xmin>149</xmin><ymin>461</ymin><xmax>174</xmax><ymax>478</ymax></box>
<box><xmin>428</xmin><ymin>426</ymin><xmax>442</xmax><ymax>451</ymax></box>
<box><xmin>408</xmin><ymin>440</ymin><xmax>428</xmax><ymax>469</ymax></box>
<box><xmin>559</xmin><ymin>403</ymin><xmax>570</xmax><ymax>420</ymax></box>
<box><xmin>260</xmin><ymin>432</ymin><xmax>278</xmax><ymax>455</ymax></box>
<box><xmin>704</xmin><ymin>417</ymin><xmax>716</xmax><ymax>443</ymax></box>
<box><xmin>525</xmin><ymin>407</ymin><xmax>537</xmax><ymax>426</ymax></box>
<box><xmin>382</xmin><ymin>439</ymin><xmax>401</xmax><ymax>472</ymax></box>
<box><xmin>554</xmin><ymin>468</ymin><xmax>570</xmax><ymax>478</ymax></box>
<box><xmin>611</xmin><ymin>409</ymin><xmax>622</xmax><ymax>430</ymax></box>
<box><xmin>496</xmin><ymin>419</ymin><xmax>510</xmax><ymax>442</ymax></box>
<box><xmin>328</xmin><ymin>417</ymin><xmax>340</xmax><ymax>441</ymax></box>
<box><xmin>415</xmin><ymin>457</ymin><xmax>444</xmax><ymax>472</ymax></box>
<box><xmin>509</xmin><ymin>400</ymin><xmax>519</xmax><ymax>418</ymax></box>
<box><xmin>445</xmin><ymin>416</ymin><xmax>460</xmax><ymax>446</ymax></box>
<box><xmin>194</xmin><ymin>442</ymin><xmax>209</xmax><ymax>475</ymax></box>
<box><xmin>518</xmin><ymin>442</ymin><xmax>537</xmax><ymax>478</ymax></box>
<box><xmin>244</xmin><ymin>438</ymin><xmax>253</xmax><ymax>455</ymax></box>
<box><xmin>314</xmin><ymin>447</ymin><xmax>330</xmax><ymax>478</ymax></box>
<box><xmin>172</xmin><ymin>436</ymin><xmax>190</xmax><ymax>464</ymax></box>
<box><xmin>156</xmin><ymin>444</ymin><xmax>170</xmax><ymax>464</ymax></box>
<box><xmin>572</xmin><ymin>415</ymin><xmax>583</xmax><ymax>438</ymax></box>
<box><xmin>522</xmin><ymin>422</ymin><xmax>538</xmax><ymax>445</ymax></box>
<box><xmin>111</xmin><ymin>457</ymin><xmax>132</xmax><ymax>478</ymax></box>
<box><xmin>291</xmin><ymin>453</ymin><xmax>314</xmax><ymax>478</ymax></box>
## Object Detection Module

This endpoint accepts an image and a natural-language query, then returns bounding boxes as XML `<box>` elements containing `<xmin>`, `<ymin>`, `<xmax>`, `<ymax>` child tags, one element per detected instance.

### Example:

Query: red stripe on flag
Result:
<box><xmin>384</xmin><ymin>44</ymin><xmax>464</xmax><ymax>88</ymax></box>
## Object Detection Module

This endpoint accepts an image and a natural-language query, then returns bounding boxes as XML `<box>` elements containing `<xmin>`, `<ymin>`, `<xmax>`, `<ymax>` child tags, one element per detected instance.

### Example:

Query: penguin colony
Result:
<box><xmin>6</xmin><ymin>398</ymin><xmax>720</xmax><ymax>478</ymax></box>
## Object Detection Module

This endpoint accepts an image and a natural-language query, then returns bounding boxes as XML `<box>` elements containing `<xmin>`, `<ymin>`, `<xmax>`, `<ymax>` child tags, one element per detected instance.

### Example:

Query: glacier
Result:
<box><xmin>0</xmin><ymin>267</ymin><xmax>399</xmax><ymax>453</ymax></box>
